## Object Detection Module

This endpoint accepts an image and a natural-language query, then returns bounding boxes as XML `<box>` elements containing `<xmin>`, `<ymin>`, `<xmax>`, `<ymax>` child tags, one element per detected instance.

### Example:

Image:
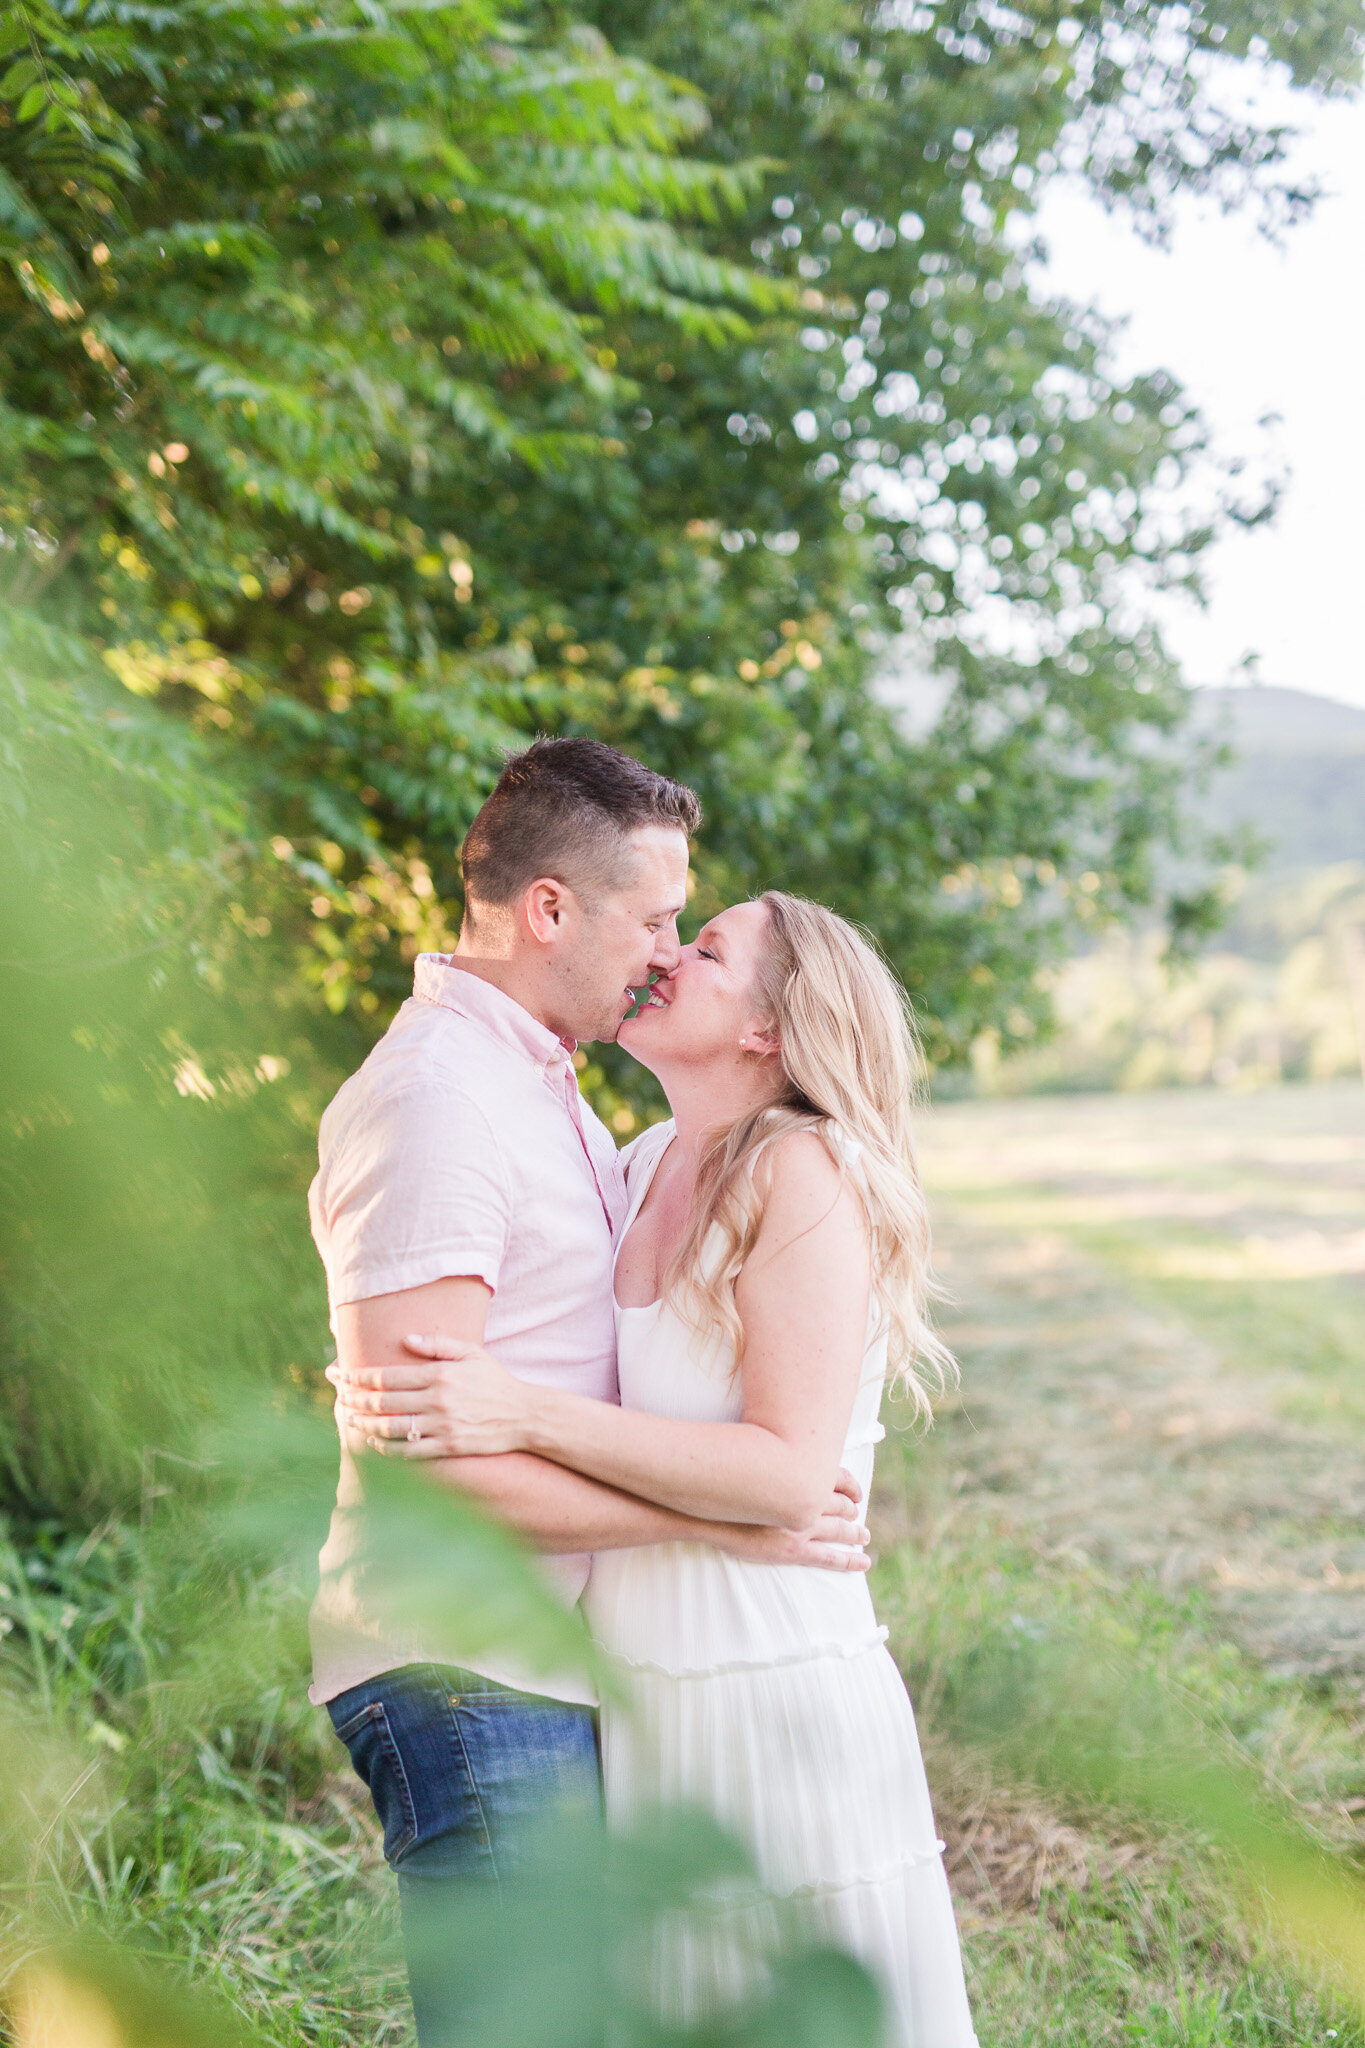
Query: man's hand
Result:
<box><xmin>716</xmin><ymin>1475</ymin><xmax>870</xmax><ymax>1572</ymax></box>
<box><xmin>717</xmin><ymin>1489</ymin><xmax>872</xmax><ymax>1572</ymax></box>
<box><xmin>328</xmin><ymin>1332</ymin><xmax>529</xmax><ymax>1458</ymax></box>
<box><xmin>832</xmin><ymin>1465</ymin><xmax>862</xmax><ymax>1510</ymax></box>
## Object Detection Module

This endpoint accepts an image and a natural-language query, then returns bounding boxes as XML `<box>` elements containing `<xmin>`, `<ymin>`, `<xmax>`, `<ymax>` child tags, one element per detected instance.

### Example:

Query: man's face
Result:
<box><xmin>556</xmin><ymin>826</ymin><xmax>690</xmax><ymax>1044</ymax></box>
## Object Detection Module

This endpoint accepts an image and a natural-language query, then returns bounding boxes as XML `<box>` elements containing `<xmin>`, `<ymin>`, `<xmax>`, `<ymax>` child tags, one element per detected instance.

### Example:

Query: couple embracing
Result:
<box><xmin>310</xmin><ymin>738</ymin><xmax>978</xmax><ymax>2046</ymax></box>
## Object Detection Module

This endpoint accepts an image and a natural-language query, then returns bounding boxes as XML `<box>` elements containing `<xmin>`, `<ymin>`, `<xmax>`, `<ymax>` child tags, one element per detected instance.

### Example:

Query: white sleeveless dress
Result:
<box><xmin>582</xmin><ymin>1120</ymin><xmax>978</xmax><ymax>2046</ymax></box>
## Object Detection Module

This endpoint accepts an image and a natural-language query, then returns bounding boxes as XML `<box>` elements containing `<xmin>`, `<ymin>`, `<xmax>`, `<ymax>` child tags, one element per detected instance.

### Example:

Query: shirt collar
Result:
<box><xmin>412</xmin><ymin>954</ymin><xmax>576</xmax><ymax>1070</ymax></box>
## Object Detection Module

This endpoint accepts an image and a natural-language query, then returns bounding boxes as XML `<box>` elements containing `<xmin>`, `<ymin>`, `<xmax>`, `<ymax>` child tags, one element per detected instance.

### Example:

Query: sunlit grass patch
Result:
<box><xmin>949</xmin><ymin>1197</ymin><xmax>1365</xmax><ymax>1433</ymax></box>
<box><xmin>965</xmin><ymin>1882</ymin><xmax>1365</xmax><ymax>2047</ymax></box>
<box><xmin>878</xmin><ymin>1085</ymin><xmax>1365</xmax><ymax>2041</ymax></box>
<box><xmin>874</xmin><ymin>1461</ymin><xmax>1365</xmax><ymax>2044</ymax></box>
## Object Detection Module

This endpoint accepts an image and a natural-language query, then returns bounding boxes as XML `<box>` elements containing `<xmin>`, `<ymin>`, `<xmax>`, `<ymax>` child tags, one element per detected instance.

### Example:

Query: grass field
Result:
<box><xmin>879</xmin><ymin>1080</ymin><xmax>1365</xmax><ymax>2045</ymax></box>
<box><xmin>4</xmin><ymin>1083</ymin><xmax>1364</xmax><ymax>2046</ymax></box>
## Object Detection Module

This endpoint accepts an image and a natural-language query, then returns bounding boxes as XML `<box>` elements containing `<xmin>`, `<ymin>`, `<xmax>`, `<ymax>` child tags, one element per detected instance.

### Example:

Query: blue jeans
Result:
<box><xmin>328</xmin><ymin>1662</ymin><xmax>600</xmax><ymax>2046</ymax></box>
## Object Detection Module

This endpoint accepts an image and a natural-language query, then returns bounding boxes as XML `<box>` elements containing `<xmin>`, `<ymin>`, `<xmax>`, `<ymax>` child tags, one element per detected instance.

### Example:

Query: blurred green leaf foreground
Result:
<box><xmin>3</xmin><ymin>0</ymin><xmax>1365</xmax><ymax>2041</ymax></box>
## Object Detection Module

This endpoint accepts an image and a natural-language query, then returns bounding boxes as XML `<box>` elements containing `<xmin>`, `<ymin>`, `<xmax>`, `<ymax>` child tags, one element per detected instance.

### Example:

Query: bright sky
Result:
<box><xmin>1033</xmin><ymin>77</ymin><xmax>1365</xmax><ymax>710</ymax></box>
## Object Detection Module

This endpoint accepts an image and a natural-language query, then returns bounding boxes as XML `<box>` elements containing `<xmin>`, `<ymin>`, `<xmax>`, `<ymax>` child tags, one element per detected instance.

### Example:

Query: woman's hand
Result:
<box><xmin>327</xmin><ymin>1332</ymin><xmax>531</xmax><ymax>1459</ymax></box>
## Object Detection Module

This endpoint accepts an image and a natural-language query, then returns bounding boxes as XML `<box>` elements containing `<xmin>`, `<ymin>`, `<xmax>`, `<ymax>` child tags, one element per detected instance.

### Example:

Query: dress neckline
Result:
<box><xmin>612</xmin><ymin>1122</ymin><xmax>677</xmax><ymax>1314</ymax></box>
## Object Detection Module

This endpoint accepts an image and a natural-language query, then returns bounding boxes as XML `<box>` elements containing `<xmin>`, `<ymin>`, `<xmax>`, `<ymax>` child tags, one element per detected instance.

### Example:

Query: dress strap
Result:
<box><xmin>617</xmin><ymin>1118</ymin><xmax>676</xmax><ymax>1242</ymax></box>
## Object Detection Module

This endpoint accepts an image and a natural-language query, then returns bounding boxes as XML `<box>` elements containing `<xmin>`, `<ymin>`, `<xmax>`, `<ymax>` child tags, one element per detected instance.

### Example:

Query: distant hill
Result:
<box><xmin>1188</xmin><ymin>685</ymin><xmax>1365</xmax><ymax>870</ymax></box>
<box><xmin>973</xmin><ymin>683</ymin><xmax>1365</xmax><ymax>1096</ymax></box>
<box><xmin>873</xmin><ymin>666</ymin><xmax>1365</xmax><ymax>871</ymax></box>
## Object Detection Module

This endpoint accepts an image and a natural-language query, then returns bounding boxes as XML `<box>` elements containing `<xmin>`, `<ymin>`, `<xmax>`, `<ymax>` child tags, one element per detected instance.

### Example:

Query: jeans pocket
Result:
<box><xmin>331</xmin><ymin>1699</ymin><xmax>417</xmax><ymax>1863</ymax></box>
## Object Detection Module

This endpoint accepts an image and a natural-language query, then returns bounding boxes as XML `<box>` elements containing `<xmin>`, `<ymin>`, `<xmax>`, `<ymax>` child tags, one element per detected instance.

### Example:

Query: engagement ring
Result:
<box><xmin>406</xmin><ymin>1417</ymin><xmax>421</xmax><ymax>1443</ymax></box>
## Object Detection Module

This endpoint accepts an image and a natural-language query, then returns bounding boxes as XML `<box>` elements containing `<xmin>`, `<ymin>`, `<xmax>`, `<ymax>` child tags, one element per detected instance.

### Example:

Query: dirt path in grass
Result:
<box><xmin>905</xmin><ymin>1083</ymin><xmax>1365</xmax><ymax>1695</ymax></box>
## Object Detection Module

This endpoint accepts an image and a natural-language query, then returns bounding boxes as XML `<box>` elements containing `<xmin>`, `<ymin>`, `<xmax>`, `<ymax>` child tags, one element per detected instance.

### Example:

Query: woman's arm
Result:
<box><xmin>330</xmin><ymin>1276</ymin><xmax>867</xmax><ymax>1568</ymax></box>
<box><xmin>539</xmin><ymin>1133</ymin><xmax>869</xmax><ymax>1526</ymax></box>
<box><xmin>342</xmin><ymin>1134</ymin><xmax>871</xmax><ymax>1531</ymax></box>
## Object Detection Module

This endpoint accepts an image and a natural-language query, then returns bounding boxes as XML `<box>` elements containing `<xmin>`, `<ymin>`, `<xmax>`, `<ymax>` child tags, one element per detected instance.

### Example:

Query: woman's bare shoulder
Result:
<box><xmin>757</xmin><ymin>1126</ymin><xmax>863</xmax><ymax>1242</ymax></box>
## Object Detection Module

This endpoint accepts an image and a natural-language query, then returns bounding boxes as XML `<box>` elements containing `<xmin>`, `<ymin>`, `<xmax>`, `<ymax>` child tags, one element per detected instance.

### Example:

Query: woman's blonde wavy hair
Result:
<box><xmin>663</xmin><ymin>891</ymin><xmax>955</xmax><ymax>1419</ymax></box>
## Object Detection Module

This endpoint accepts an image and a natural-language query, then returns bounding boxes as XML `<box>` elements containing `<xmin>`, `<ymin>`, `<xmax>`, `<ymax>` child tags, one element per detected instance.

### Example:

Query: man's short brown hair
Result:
<box><xmin>460</xmin><ymin>737</ymin><xmax>702</xmax><ymax>910</ymax></box>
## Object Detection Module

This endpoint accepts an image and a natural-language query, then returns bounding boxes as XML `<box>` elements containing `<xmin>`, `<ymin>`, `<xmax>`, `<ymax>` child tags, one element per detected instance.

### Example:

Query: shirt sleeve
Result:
<box><xmin>313</xmin><ymin>1079</ymin><xmax>513</xmax><ymax>1308</ymax></box>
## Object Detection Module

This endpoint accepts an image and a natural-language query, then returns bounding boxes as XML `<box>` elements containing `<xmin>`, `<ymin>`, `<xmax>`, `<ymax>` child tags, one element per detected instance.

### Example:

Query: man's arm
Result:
<box><xmin>332</xmin><ymin>1276</ymin><xmax>867</xmax><ymax>1568</ymax></box>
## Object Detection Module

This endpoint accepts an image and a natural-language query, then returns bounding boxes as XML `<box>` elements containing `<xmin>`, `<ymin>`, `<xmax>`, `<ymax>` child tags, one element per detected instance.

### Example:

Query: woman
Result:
<box><xmin>350</xmin><ymin>893</ymin><xmax>977</xmax><ymax>2045</ymax></box>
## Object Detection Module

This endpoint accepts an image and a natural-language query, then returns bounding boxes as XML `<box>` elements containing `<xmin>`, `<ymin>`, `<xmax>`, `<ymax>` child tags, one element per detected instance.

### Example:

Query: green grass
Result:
<box><xmin>1076</xmin><ymin>1256</ymin><xmax>1365</xmax><ymax>1435</ymax></box>
<box><xmin>891</xmin><ymin>1082</ymin><xmax>1365</xmax><ymax>2044</ymax></box>
<box><xmin>872</xmin><ymin>1430</ymin><xmax>1365</xmax><ymax>2044</ymax></box>
<box><xmin>0</xmin><ymin>1516</ymin><xmax>410</xmax><ymax>2045</ymax></box>
<box><xmin>29</xmin><ymin>1492</ymin><xmax>1363</xmax><ymax>2048</ymax></box>
<box><xmin>4</xmin><ymin>1084</ymin><xmax>1365</xmax><ymax>2044</ymax></box>
<box><xmin>927</xmin><ymin>1196</ymin><xmax>1365</xmax><ymax>1432</ymax></box>
<box><xmin>968</xmin><ymin>1891</ymin><xmax>1364</xmax><ymax>2047</ymax></box>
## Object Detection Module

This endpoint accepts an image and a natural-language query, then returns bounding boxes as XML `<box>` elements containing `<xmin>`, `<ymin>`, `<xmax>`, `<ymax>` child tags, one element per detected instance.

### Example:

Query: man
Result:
<box><xmin>308</xmin><ymin>738</ymin><xmax>864</xmax><ymax>2044</ymax></box>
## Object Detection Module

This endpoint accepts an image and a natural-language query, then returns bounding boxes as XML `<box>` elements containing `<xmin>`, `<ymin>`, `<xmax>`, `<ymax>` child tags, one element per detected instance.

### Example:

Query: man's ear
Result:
<box><xmin>523</xmin><ymin>877</ymin><xmax>573</xmax><ymax>944</ymax></box>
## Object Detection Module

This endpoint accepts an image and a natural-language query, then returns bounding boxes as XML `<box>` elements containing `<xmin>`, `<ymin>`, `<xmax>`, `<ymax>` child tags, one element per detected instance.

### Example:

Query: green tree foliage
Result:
<box><xmin>1</xmin><ymin>0</ymin><xmax>1361</xmax><ymax>1092</ymax></box>
<box><xmin>566</xmin><ymin>0</ymin><xmax>1363</xmax><ymax>1055</ymax></box>
<box><xmin>0</xmin><ymin>0</ymin><xmax>779</xmax><ymax>1059</ymax></box>
<box><xmin>0</xmin><ymin>607</ymin><xmax>321</xmax><ymax>1514</ymax></box>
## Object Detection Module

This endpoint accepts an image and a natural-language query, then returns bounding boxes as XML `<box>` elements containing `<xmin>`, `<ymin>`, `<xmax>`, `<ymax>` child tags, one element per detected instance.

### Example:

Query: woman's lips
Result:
<box><xmin>625</xmin><ymin>982</ymin><xmax>670</xmax><ymax>1018</ymax></box>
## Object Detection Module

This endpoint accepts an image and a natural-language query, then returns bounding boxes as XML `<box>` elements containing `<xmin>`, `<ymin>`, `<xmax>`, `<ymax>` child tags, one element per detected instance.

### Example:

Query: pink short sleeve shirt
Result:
<box><xmin>307</xmin><ymin>956</ymin><xmax>627</xmax><ymax>1706</ymax></box>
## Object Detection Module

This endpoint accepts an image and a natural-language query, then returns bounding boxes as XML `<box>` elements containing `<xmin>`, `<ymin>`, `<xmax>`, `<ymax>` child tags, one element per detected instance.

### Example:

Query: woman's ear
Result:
<box><xmin>739</xmin><ymin>1016</ymin><xmax>781</xmax><ymax>1060</ymax></box>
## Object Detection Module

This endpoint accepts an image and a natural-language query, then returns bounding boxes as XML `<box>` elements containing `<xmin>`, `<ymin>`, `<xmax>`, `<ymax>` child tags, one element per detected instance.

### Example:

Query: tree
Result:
<box><xmin>559</xmin><ymin>0</ymin><xmax>1362</xmax><ymax>1061</ymax></box>
<box><xmin>2</xmin><ymin>0</ymin><xmax>1360</xmax><ymax>1101</ymax></box>
<box><xmin>0</xmin><ymin>0</ymin><xmax>775</xmax><ymax>1106</ymax></box>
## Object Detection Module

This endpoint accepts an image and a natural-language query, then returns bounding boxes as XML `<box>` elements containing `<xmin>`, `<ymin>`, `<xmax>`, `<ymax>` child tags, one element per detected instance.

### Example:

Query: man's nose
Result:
<box><xmin>650</xmin><ymin>921</ymin><xmax>682</xmax><ymax>971</ymax></box>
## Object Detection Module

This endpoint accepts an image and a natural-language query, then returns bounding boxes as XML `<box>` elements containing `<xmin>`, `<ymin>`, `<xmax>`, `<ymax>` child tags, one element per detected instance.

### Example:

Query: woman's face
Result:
<box><xmin>618</xmin><ymin>899</ymin><xmax>775</xmax><ymax>1079</ymax></box>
